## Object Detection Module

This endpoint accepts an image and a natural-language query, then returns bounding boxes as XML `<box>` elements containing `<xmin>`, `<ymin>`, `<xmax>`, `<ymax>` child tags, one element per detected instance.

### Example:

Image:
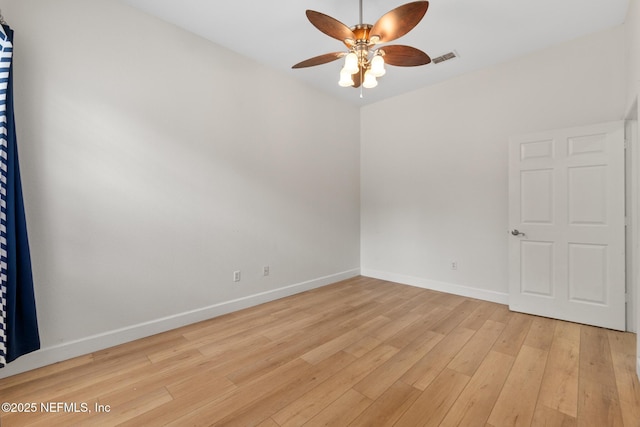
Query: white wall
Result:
<box><xmin>0</xmin><ymin>0</ymin><xmax>360</xmax><ymax>377</ymax></box>
<box><xmin>361</xmin><ymin>26</ymin><xmax>626</xmax><ymax>303</ymax></box>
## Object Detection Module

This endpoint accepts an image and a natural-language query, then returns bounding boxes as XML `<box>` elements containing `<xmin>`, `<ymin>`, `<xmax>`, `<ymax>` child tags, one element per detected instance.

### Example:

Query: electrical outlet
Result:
<box><xmin>263</xmin><ymin>266</ymin><xmax>270</xmax><ymax>276</ymax></box>
<box><xmin>233</xmin><ymin>270</ymin><xmax>241</xmax><ymax>282</ymax></box>
<box><xmin>451</xmin><ymin>261</ymin><xmax>458</xmax><ymax>270</ymax></box>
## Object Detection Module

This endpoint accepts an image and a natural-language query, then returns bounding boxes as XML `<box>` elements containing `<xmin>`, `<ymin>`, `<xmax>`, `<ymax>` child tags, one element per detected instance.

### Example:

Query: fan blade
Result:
<box><xmin>292</xmin><ymin>52</ymin><xmax>346</xmax><ymax>69</ymax></box>
<box><xmin>306</xmin><ymin>10</ymin><xmax>356</xmax><ymax>43</ymax></box>
<box><xmin>370</xmin><ymin>1</ymin><xmax>429</xmax><ymax>43</ymax></box>
<box><xmin>381</xmin><ymin>45</ymin><xmax>431</xmax><ymax>66</ymax></box>
<box><xmin>352</xmin><ymin>67</ymin><xmax>362</xmax><ymax>88</ymax></box>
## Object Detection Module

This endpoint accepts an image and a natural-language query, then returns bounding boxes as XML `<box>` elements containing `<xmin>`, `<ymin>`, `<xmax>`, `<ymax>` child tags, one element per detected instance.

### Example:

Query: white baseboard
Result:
<box><xmin>361</xmin><ymin>269</ymin><xmax>509</xmax><ymax>305</ymax></box>
<box><xmin>0</xmin><ymin>268</ymin><xmax>360</xmax><ymax>378</ymax></box>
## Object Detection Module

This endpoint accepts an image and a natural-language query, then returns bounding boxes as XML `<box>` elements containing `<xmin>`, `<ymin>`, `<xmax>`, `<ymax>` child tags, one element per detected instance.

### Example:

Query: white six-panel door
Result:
<box><xmin>508</xmin><ymin>121</ymin><xmax>625</xmax><ymax>330</ymax></box>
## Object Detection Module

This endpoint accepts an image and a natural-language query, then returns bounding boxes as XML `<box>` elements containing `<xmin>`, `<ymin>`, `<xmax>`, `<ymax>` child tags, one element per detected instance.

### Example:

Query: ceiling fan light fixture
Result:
<box><xmin>344</xmin><ymin>52</ymin><xmax>359</xmax><ymax>74</ymax></box>
<box><xmin>370</xmin><ymin>54</ymin><xmax>386</xmax><ymax>77</ymax></box>
<box><xmin>338</xmin><ymin>67</ymin><xmax>355</xmax><ymax>87</ymax></box>
<box><xmin>362</xmin><ymin>69</ymin><xmax>378</xmax><ymax>88</ymax></box>
<box><xmin>293</xmin><ymin>1</ymin><xmax>431</xmax><ymax>93</ymax></box>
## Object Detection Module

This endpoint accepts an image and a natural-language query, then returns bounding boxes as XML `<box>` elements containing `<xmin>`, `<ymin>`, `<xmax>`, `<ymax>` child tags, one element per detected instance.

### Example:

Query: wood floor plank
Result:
<box><xmin>523</xmin><ymin>316</ymin><xmax>557</xmax><ymax>351</ymax></box>
<box><xmin>489</xmin><ymin>304</ymin><xmax>515</xmax><ymax>325</ymax></box>
<box><xmin>1</xmin><ymin>277</ymin><xmax>637</xmax><ymax>427</ymax></box>
<box><xmin>78</xmin><ymin>387</ymin><xmax>173</xmax><ymax>426</ymax></box>
<box><xmin>439</xmin><ymin>350</ymin><xmax>515</xmax><ymax>427</ymax></box>
<box><xmin>429</xmin><ymin>299</ymin><xmax>481</xmax><ymax>335</ymax></box>
<box><xmin>431</xmin><ymin>292</ymin><xmax>468</xmax><ymax>310</ymax></box>
<box><xmin>258</xmin><ymin>310</ymin><xmax>328</xmax><ymax>342</ymax></box>
<box><xmin>256</xmin><ymin>418</ymin><xmax>281</xmax><ymax>427</ymax></box>
<box><xmin>0</xmin><ymin>354</ymin><xmax>94</xmax><ymax>391</ymax></box>
<box><xmin>400</xmin><ymin>326</ymin><xmax>475</xmax><ymax>390</ymax></box>
<box><xmin>272</xmin><ymin>344</ymin><xmax>398</xmax><ymax>427</ymax></box>
<box><xmin>343</xmin><ymin>335</ymin><xmax>382</xmax><ymax>358</ymax></box>
<box><xmin>165</xmin><ymin>358</ymin><xmax>315</xmax><ymax>426</ymax></box>
<box><xmin>577</xmin><ymin>325</ymin><xmax>624</xmax><ymax>427</ymax></box>
<box><xmin>492</xmin><ymin>312</ymin><xmax>534</xmax><ymax>356</ymax></box>
<box><xmin>408</xmin><ymin>298</ymin><xmax>441</xmax><ymax>315</ymax></box>
<box><xmin>458</xmin><ymin>301</ymin><xmax>500</xmax><ymax>331</ymax></box>
<box><xmin>531</xmin><ymin>404</ymin><xmax>577</xmax><ymax>427</ymax></box>
<box><xmin>353</xmin><ymin>331</ymin><xmax>444</xmax><ymax>400</ymax></box>
<box><xmin>537</xmin><ymin>321</ymin><xmax>580</xmax><ymax>417</ymax></box>
<box><xmin>300</xmin><ymin>315</ymin><xmax>389</xmax><ymax>365</ymax></box>
<box><xmin>302</xmin><ymin>389</ymin><xmax>372</xmax><ymax>427</ymax></box>
<box><xmin>213</xmin><ymin>304</ymin><xmax>380</xmax><ymax>383</ymax></box>
<box><xmin>214</xmin><ymin>351</ymin><xmax>356</xmax><ymax>426</ymax></box>
<box><xmin>447</xmin><ymin>319</ymin><xmax>505</xmax><ymax>376</ymax></box>
<box><xmin>194</xmin><ymin>332</ymin><xmax>272</xmax><ymax>360</ymax></box>
<box><xmin>607</xmin><ymin>330</ymin><xmax>640</xmax><ymax>427</ymax></box>
<box><xmin>220</xmin><ymin>334</ymin><xmax>321</xmax><ymax>385</ymax></box>
<box><xmin>369</xmin><ymin>311</ymin><xmax>424</xmax><ymax>342</ymax></box>
<box><xmin>55</xmin><ymin>350</ymin><xmax>206</xmax><ymax>410</ymax></box>
<box><xmin>337</xmin><ymin>301</ymin><xmax>389</xmax><ymax>330</ymax></box>
<box><xmin>554</xmin><ymin>320</ymin><xmax>582</xmax><ymax>342</ymax></box>
<box><xmin>118</xmin><ymin>370</ymin><xmax>237</xmax><ymax>426</ymax></box>
<box><xmin>384</xmin><ymin>306</ymin><xmax>450</xmax><ymax>349</ymax></box>
<box><xmin>1</xmin><ymin>350</ymin><xmax>152</xmax><ymax>404</ymax></box>
<box><xmin>180</xmin><ymin>306</ymin><xmax>284</xmax><ymax>342</ymax></box>
<box><xmin>395</xmin><ymin>368</ymin><xmax>470</xmax><ymax>427</ymax></box>
<box><xmin>487</xmin><ymin>345</ymin><xmax>548</xmax><ymax>427</ymax></box>
<box><xmin>92</xmin><ymin>330</ymin><xmax>187</xmax><ymax>363</ymax></box>
<box><xmin>348</xmin><ymin>380</ymin><xmax>421</xmax><ymax>427</ymax></box>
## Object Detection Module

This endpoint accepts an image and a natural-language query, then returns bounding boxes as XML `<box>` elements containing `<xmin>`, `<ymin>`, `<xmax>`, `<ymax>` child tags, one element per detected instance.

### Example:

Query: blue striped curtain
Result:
<box><xmin>0</xmin><ymin>23</ymin><xmax>39</xmax><ymax>368</ymax></box>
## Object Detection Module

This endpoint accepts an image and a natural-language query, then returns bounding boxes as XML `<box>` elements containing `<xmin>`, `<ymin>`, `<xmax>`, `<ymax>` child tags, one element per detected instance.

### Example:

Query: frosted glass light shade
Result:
<box><xmin>362</xmin><ymin>69</ymin><xmax>378</xmax><ymax>88</ymax></box>
<box><xmin>338</xmin><ymin>67</ymin><xmax>354</xmax><ymax>87</ymax></box>
<box><xmin>370</xmin><ymin>55</ymin><xmax>386</xmax><ymax>77</ymax></box>
<box><xmin>344</xmin><ymin>53</ymin><xmax>359</xmax><ymax>74</ymax></box>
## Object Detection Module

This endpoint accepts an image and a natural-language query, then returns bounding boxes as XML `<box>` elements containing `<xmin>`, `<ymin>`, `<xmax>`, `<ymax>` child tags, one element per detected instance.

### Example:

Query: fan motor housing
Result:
<box><xmin>345</xmin><ymin>24</ymin><xmax>373</xmax><ymax>48</ymax></box>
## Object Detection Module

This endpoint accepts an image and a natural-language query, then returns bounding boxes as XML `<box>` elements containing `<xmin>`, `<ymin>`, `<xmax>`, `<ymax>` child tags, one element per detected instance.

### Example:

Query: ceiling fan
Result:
<box><xmin>292</xmin><ymin>0</ymin><xmax>431</xmax><ymax>90</ymax></box>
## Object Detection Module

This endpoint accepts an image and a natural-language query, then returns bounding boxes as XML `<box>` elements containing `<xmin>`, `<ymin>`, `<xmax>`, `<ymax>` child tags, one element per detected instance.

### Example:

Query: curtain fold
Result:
<box><xmin>0</xmin><ymin>23</ymin><xmax>39</xmax><ymax>368</ymax></box>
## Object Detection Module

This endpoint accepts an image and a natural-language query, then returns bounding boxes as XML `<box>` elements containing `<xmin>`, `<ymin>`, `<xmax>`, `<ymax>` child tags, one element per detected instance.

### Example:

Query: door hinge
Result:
<box><xmin>624</xmin><ymin>139</ymin><xmax>629</xmax><ymax>150</ymax></box>
<box><xmin>625</xmin><ymin>293</ymin><xmax>630</xmax><ymax>303</ymax></box>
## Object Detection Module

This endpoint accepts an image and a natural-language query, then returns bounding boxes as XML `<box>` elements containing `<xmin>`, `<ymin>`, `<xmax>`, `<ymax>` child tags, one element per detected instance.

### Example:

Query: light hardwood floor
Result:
<box><xmin>1</xmin><ymin>276</ymin><xmax>639</xmax><ymax>426</ymax></box>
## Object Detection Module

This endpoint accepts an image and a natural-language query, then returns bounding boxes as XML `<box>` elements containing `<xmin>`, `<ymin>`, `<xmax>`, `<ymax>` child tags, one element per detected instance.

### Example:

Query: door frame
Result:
<box><xmin>625</xmin><ymin>115</ymin><xmax>638</xmax><ymax>334</ymax></box>
<box><xmin>624</xmin><ymin>97</ymin><xmax>640</xmax><ymax>381</ymax></box>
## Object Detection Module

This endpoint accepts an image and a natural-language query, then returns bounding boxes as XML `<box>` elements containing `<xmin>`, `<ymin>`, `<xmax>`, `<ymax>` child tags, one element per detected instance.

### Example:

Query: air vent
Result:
<box><xmin>432</xmin><ymin>51</ymin><xmax>457</xmax><ymax>64</ymax></box>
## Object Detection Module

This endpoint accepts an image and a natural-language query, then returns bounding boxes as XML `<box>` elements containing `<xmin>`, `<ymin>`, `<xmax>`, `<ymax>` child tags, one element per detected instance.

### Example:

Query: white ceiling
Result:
<box><xmin>119</xmin><ymin>0</ymin><xmax>629</xmax><ymax>106</ymax></box>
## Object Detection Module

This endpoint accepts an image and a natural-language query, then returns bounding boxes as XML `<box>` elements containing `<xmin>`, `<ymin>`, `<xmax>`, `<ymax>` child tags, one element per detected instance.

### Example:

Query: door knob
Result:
<box><xmin>511</xmin><ymin>229</ymin><xmax>525</xmax><ymax>237</ymax></box>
